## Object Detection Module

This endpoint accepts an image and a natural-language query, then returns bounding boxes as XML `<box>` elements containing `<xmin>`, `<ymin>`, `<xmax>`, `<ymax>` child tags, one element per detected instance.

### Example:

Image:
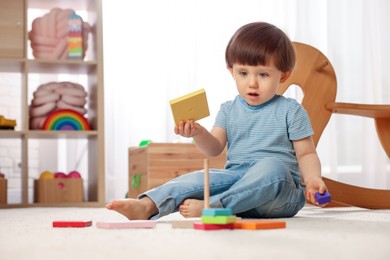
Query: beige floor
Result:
<box><xmin>0</xmin><ymin>205</ymin><xmax>390</xmax><ymax>260</ymax></box>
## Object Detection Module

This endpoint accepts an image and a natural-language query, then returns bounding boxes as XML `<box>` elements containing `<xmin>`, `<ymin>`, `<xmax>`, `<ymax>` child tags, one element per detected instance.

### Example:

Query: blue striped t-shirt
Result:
<box><xmin>214</xmin><ymin>94</ymin><xmax>313</xmax><ymax>179</ymax></box>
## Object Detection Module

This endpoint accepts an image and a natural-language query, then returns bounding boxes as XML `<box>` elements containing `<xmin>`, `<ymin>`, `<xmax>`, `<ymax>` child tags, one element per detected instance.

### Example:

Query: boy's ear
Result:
<box><xmin>280</xmin><ymin>71</ymin><xmax>292</xmax><ymax>83</ymax></box>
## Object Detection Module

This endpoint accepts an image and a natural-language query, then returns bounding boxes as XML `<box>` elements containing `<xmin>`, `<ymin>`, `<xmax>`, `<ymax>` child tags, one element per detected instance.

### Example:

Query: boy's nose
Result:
<box><xmin>248</xmin><ymin>78</ymin><xmax>258</xmax><ymax>88</ymax></box>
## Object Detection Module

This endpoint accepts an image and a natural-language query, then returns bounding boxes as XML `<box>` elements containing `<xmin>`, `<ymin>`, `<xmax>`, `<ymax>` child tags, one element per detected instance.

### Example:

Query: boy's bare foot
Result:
<box><xmin>105</xmin><ymin>197</ymin><xmax>158</xmax><ymax>220</ymax></box>
<box><xmin>179</xmin><ymin>199</ymin><xmax>204</xmax><ymax>218</ymax></box>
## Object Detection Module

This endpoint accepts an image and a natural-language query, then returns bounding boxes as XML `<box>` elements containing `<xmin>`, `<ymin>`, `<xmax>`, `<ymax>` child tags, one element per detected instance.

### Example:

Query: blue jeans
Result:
<box><xmin>140</xmin><ymin>157</ymin><xmax>306</xmax><ymax>219</ymax></box>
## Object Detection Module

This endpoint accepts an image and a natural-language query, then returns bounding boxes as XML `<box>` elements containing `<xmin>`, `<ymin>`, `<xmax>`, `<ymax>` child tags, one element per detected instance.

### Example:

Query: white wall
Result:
<box><xmin>102</xmin><ymin>0</ymin><xmax>390</xmax><ymax>201</ymax></box>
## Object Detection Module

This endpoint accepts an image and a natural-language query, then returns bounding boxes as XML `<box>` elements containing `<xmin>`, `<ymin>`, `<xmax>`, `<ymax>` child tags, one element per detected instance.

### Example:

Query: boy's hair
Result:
<box><xmin>225</xmin><ymin>22</ymin><xmax>295</xmax><ymax>72</ymax></box>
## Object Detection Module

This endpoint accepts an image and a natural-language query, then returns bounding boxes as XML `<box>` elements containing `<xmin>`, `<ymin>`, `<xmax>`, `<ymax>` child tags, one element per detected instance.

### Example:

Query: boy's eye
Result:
<box><xmin>259</xmin><ymin>73</ymin><xmax>269</xmax><ymax>77</ymax></box>
<box><xmin>239</xmin><ymin>71</ymin><xmax>247</xmax><ymax>76</ymax></box>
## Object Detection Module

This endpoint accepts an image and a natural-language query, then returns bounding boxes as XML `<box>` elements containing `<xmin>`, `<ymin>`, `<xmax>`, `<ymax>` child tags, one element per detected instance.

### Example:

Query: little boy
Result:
<box><xmin>106</xmin><ymin>22</ymin><xmax>328</xmax><ymax>220</ymax></box>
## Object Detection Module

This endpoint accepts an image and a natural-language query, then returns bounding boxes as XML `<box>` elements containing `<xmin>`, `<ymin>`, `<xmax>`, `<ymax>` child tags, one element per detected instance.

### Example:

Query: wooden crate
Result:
<box><xmin>128</xmin><ymin>143</ymin><xmax>227</xmax><ymax>198</ymax></box>
<box><xmin>34</xmin><ymin>179</ymin><xmax>83</xmax><ymax>203</ymax></box>
<box><xmin>0</xmin><ymin>179</ymin><xmax>7</xmax><ymax>204</ymax></box>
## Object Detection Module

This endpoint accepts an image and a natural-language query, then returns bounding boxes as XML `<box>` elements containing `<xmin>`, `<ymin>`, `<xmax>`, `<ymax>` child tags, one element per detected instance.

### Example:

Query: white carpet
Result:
<box><xmin>1</xmin><ymin>205</ymin><xmax>390</xmax><ymax>260</ymax></box>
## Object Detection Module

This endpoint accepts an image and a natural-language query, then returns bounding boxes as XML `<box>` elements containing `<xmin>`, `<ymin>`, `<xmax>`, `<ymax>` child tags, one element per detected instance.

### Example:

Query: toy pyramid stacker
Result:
<box><xmin>193</xmin><ymin>159</ymin><xmax>286</xmax><ymax>231</ymax></box>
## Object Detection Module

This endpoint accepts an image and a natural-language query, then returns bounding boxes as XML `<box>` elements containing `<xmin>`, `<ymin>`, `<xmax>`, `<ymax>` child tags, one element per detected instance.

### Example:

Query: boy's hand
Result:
<box><xmin>174</xmin><ymin>120</ymin><xmax>201</xmax><ymax>138</ymax></box>
<box><xmin>305</xmin><ymin>177</ymin><xmax>328</xmax><ymax>207</ymax></box>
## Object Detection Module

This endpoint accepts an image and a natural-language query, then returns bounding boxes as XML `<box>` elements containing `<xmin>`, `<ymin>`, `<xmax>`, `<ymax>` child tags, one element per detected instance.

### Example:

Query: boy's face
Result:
<box><xmin>228</xmin><ymin>62</ymin><xmax>291</xmax><ymax>107</ymax></box>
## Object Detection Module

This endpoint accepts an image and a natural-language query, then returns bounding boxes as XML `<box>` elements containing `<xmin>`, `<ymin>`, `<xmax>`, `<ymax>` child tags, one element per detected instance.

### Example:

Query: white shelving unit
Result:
<box><xmin>0</xmin><ymin>0</ymin><xmax>105</xmax><ymax>207</ymax></box>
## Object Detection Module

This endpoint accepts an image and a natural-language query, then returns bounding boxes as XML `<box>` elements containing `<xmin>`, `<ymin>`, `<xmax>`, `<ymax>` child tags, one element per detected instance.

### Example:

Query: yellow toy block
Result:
<box><xmin>169</xmin><ymin>89</ymin><xmax>210</xmax><ymax>125</ymax></box>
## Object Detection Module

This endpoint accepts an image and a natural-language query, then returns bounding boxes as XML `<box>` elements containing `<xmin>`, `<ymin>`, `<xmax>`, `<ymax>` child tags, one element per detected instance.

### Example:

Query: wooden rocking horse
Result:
<box><xmin>278</xmin><ymin>42</ymin><xmax>390</xmax><ymax>209</ymax></box>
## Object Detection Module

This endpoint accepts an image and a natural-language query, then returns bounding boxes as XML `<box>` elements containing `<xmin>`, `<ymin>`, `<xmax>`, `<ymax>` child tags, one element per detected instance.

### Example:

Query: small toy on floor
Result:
<box><xmin>52</xmin><ymin>220</ymin><xmax>92</xmax><ymax>228</ymax></box>
<box><xmin>234</xmin><ymin>220</ymin><xmax>286</xmax><ymax>230</ymax></box>
<box><xmin>96</xmin><ymin>220</ymin><xmax>156</xmax><ymax>229</ymax></box>
<box><xmin>194</xmin><ymin>208</ymin><xmax>237</xmax><ymax>230</ymax></box>
<box><xmin>315</xmin><ymin>191</ymin><xmax>332</xmax><ymax>205</ymax></box>
<box><xmin>194</xmin><ymin>222</ymin><xmax>235</xmax><ymax>230</ymax></box>
<box><xmin>171</xmin><ymin>220</ymin><xmax>197</xmax><ymax>229</ymax></box>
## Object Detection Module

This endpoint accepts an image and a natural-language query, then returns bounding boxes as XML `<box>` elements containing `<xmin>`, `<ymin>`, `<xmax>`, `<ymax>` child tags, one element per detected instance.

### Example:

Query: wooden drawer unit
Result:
<box><xmin>128</xmin><ymin>143</ymin><xmax>227</xmax><ymax>198</ymax></box>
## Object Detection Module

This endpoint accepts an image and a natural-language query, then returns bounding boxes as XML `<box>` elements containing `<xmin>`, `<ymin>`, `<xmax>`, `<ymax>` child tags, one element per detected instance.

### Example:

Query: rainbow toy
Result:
<box><xmin>42</xmin><ymin>109</ymin><xmax>91</xmax><ymax>131</ymax></box>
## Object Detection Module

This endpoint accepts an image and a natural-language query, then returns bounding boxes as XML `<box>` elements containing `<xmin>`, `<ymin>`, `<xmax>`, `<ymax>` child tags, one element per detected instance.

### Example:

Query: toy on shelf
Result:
<box><xmin>39</xmin><ymin>171</ymin><xmax>54</xmax><ymax>179</ymax></box>
<box><xmin>67</xmin><ymin>171</ymin><xmax>82</xmax><ymax>178</ymax></box>
<box><xmin>0</xmin><ymin>115</ymin><xmax>16</xmax><ymax>130</ymax></box>
<box><xmin>39</xmin><ymin>170</ymin><xmax>82</xmax><ymax>179</ymax></box>
<box><xmin>42</xmin><ymin>109</ymin><xmax>91</xmax><ymax>131</ymax></box>
<box><xmin>29</xmin><ymin>8</ymin><xmax>90</xmax><ymax>60</ymax></box>
<box><xmin>29</xmin><ymin>81</ymin><xmax>88</xmax><ymax>130</ymax></box>
<box><xmin>170</xmin><ymin>89</ymin><xmax>210</xmax><ymax>125</ymax></box>
<box><xmin>67</xmin><ymin>12</ymin><xmax>84</xmax><ymax>60</ymax></box>
<box><xmin>54</xmin><ymin>172</ymin><xmax>67</xmax><ymax>178</ymax></box>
